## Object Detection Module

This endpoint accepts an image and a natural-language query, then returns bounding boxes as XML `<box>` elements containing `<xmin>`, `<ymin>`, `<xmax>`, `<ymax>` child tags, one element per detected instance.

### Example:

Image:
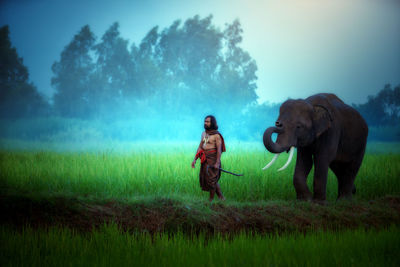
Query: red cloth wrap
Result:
<box><xmin>195</xmin><ymin>149</ymin><xmax>217</xmax><ymax>164</ymax></box>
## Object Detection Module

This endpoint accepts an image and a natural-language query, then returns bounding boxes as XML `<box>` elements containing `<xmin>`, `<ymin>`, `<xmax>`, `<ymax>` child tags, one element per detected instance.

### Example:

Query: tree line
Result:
<box><xmin>1</xmin><ymin>17</ymin><xmax>399</xmax><ymax>140</ymax></box>
<box><xmin>352</xmin><ymin>84</ymin><xmax>400</xmax><ymax>127</ymax></box>
<box><xmin>0</xmin><ymin>25</ymin><xmax>50</xmax><ymax>118</ymax></box>
<box><xmin>50</xmin><ymin>15</ymin><xmax>257</xmax><ymax>120</ymax></box>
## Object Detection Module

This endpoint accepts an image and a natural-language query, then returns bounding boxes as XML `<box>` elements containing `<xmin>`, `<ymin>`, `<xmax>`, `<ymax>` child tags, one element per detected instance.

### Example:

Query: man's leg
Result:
<box><xmin>215</xmin><ymin>183</ymin><xmax>225</xmax><ymax>201</ymax></box>
<box><xmin>209</xmin><ymin>189</ymin><xmax>216</xmax><ymax>202</ymax></box>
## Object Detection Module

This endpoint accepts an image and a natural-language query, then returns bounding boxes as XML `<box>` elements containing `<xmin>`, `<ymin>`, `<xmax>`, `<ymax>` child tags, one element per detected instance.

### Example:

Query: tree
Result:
<box><xmin>129</xmin><ymin>26</ymin><xmax>164</xmax><ymax>100</ymax></box>
<box><xmin>156</xmin><ymin>16</ymin><xmax>222</xmax><ymax>114</ymax></box>
<box><xmin>93</xmin><ymin>22</ymin><xmax>134</xmax><ymax>117</ymax></box>
<box><xmin>51</xmin><ymin>25</ymin><xmax>96</xmax><ymax>118</ymax></box>
<box><xmin>153</xmin><ymin>16</ymin><xmax>258</xmax><ymax>116</ymax></box>
<box><xmin>0</xmin><ymin>25</ymin><xmax>49</xmax><ymax>118</ymax></box>
<box><xmin>218</xmin><ymin>19</ymin><xmax>258</xmax><ymax>113</ymax></box>
<box><xmin>50</xmin><ymin>16</ymin><xmax>259</xmax><ymax>123</ymax></box>
<box><xmin>354</xmin><ymin>84</ymin><xmax>400</xmax><ymax>126</ymax></box>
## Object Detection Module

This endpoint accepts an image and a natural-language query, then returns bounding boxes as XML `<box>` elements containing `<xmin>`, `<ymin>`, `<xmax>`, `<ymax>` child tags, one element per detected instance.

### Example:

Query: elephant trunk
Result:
<box><xmin>263</xmin><ymin>127</ymin><xmax>286</xmax><ymax>154</ymax></box>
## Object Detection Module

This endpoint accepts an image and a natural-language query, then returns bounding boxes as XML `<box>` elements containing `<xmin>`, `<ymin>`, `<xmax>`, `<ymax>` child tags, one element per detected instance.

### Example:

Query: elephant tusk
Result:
<box><xmin>278</xmin><ymin>146</ymin><xmax>295</xmax><ymax>172</ymax></box>
<box><xmin>262</xmin><ymin>153</ymin><xmax>280</xmax><ymax>170</ymax></box>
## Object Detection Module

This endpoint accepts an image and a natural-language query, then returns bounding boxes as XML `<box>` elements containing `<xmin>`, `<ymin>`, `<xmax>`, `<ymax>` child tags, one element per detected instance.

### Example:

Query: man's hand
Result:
<box><xmin>213</xmin><ymin>162</ymin><xmax>220</xmax><ymax>170</ymax></box>
<box><xmin>191</xmin><ymin>159</ymin><xmax>196</xmax><ymax>168</ymax></box>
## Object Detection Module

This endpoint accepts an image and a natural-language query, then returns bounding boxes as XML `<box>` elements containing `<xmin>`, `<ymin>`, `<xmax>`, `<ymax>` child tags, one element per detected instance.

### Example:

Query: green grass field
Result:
<box><xmin>1</xmin><ymin>141</ymin><xmax>399</xmax><ymax>266</ymax></box>
<box><xmin>1</xmin><ymin>225</ymin><xmax>399</xmax><ymax>267</ymax></box>
<box><xmin>1</xmin><ymin>141</ymin><xmax>399</xmax><ymax>202</ymax></box>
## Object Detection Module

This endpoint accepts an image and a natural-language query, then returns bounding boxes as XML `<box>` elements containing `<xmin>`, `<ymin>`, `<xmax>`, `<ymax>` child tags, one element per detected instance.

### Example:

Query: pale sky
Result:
<box><xmin>1</xmin><ymin>0</ymin><xmax>399</xmax><ymax>104</ymax></box>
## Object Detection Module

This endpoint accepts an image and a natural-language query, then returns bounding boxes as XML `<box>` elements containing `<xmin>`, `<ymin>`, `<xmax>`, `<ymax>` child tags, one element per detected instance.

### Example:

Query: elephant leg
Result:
<box><xmin>313</xmin><ymin>157</ymin><xmax>330</xmax><ymax>203</ymax></box>
<box><xmin>293</xmin><ymin>148</ymin><xmax>313</xmax><ymax>200</ymax></box>
<box><xmin>331</xmin><ymin>159</ymin><xmax>362</xmax><ymax>200</ymax></box>
<box><xmin>330</xmin><ymin>161</ymin><xmax>349</xmax><ymax>199</ymax></box>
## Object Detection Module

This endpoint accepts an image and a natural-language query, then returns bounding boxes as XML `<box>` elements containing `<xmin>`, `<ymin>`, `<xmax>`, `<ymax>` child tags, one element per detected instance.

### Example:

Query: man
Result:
<box><xmin>191</xmin><ymin>115</ymin><xmax>226</xmax><ymax>202</ymax></box>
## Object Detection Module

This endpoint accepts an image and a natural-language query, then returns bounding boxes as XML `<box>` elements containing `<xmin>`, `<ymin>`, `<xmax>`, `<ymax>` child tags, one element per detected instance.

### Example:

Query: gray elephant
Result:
<box><xmin>262</xmin><ymin>93</ymin><xmax>368</xmax><ymax>203</ymax></box>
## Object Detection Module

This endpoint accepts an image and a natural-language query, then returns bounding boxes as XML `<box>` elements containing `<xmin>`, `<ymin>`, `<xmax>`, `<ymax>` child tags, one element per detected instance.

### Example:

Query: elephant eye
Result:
<box><xmin>296</xmin><ymin>125</ymin><xmax>302</xmax><ymax>129</ymax></box>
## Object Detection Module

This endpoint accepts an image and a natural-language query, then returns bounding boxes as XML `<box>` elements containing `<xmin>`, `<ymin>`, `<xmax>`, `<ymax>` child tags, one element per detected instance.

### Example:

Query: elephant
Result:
<box><xmin>262</xmin><ymin>93</ymin><xmax>368</xmax><ymax>203</ymax></box>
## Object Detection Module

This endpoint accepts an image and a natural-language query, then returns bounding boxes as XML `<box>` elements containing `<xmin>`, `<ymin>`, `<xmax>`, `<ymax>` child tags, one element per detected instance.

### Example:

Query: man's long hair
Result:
<box><xmin>205</xmin><ymin>115</ymin><xmax>218</xmax><ymax>130</ymax></box>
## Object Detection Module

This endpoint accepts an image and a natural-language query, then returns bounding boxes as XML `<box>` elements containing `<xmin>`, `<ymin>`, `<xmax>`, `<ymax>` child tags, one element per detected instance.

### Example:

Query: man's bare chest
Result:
<box><xmin>203</xmin><ymin>134</ymin><xmax>217</xmax><ymax>149</ymax></box>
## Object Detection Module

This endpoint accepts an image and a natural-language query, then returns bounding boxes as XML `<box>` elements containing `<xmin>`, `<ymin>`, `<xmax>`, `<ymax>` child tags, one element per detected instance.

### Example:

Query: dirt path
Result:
<box><xmin>1</xmin><ymin>194</ymin><xmax>399</xmax><ymax>235</ymax></box>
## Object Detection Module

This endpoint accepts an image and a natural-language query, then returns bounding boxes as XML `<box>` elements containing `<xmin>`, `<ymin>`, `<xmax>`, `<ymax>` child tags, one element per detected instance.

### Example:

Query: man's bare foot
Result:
<box><xmin>218</xmin><ymin>196</ymin><xmax>225</xmax><ymax>201</ymax></box>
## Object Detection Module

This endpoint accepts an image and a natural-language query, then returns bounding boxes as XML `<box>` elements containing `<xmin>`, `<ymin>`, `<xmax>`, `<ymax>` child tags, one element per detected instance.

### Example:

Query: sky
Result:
<box><xmin>1</xmin><ymin>0</ymin><xmax>399</xmax><ymax>104</ymax></box>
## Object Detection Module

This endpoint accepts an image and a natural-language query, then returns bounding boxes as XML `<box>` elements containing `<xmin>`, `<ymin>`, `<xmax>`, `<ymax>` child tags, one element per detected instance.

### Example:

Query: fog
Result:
<box><xmin>1</xmin><ymin>0</ymin><xmax>399</xmax><ymax>145</ymax></box>
<box><xmin>1</xmin><ymin>0</ymin><xmax>399</xmax><ymax>103</ymax></box>
<box><xmin>1</xmin><ymin>16</ymin><xmax>280</xmax><ymax>143</ymax></box>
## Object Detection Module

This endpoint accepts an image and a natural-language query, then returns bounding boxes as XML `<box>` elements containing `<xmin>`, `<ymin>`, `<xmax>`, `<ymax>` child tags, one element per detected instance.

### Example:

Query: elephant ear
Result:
<box><xmin>312</xmin><ymin>105</ymin><xmax>333</xmax><ymax>138</ymax></box>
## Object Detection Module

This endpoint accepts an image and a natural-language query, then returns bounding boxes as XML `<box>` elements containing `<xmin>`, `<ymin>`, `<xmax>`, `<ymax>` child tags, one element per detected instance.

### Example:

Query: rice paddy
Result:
<box><xmin>1</xmin><ymin>140</ymin><xmax>399</xmax><ymax>266</ymax></box>
<box><xmin>0</xmin><ymin>141</ymin><xmax>399</xmax><ymax>202</ymax></box>
<box><xmin>1</xmin><ymin>225</ymin><xmax>399</xmax><ymax>267</ymax></box>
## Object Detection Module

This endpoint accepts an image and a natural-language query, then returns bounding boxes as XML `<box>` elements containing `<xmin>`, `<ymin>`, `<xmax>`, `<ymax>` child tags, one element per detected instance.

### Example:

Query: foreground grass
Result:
<box><xmin>1</xmin><ymin>225</ymin><xmax>399</xmax><ymax>267</ymax></box>
<box><xmin>0</xmin><ymin>142</ymin><xmax>399</xmax><ymax>202</ymax></box>
<box><xmin>1</xmin><ymin>141</ymin><xmax>399</xmax><ymax>266</ymax></box>
<box><xmin>2</xmin><ymin>193</ymin><xmax>399</xmax><ymax>236</ymax></box>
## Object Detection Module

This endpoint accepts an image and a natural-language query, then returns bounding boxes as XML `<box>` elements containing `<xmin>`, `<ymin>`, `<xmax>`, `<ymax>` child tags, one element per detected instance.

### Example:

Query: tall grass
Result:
<box><xmin>1</xmin><ymin>225</ymin><xmax>399</xmax><ymax>266</ymax></box>
<box><xmin>1</xmin><ymin>142</ymin><xmax>399</xmax><ymax>202</ymax></box>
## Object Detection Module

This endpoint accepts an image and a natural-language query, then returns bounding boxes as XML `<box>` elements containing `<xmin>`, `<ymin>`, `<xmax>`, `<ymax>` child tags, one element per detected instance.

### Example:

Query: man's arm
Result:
<box><xmin>194</xmin><ymin>132</ymin><xmax>205</xmax><ymax>158</ymax></box>
<box><xmin>214</xmin><ymin>134</ymin><xmax>222</xmax><ymax>169</ymax></box>
<box><xmin>192</xmin><ymin>132</ymin><xmax>205</xmax><ymax>168</ymax></box>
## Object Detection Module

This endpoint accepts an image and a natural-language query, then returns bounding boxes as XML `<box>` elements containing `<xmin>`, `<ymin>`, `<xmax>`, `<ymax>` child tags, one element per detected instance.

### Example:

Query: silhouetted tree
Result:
<box><xmin>0</xmin><ymin>25</ymin><xmax>49</xmax><ymax>118</ymax></box>
<box><xmin>219</xmin><ymin>19</ymin><xmax>258</xmax><ymax>113</ymax></box>
<box><xmin>51</xmin><ymin>25</ymin><xmax>96</xmax><ymax>118</ymax></box>
<box><xmin>154</xmin><ymin>15</ymin><xmax>258</xmax><ymax>116</ymax></box>
<box><xmin>156</xmin><ymin>16</ymin><xmax>222</xmax><ymax>114</ymax></box>
<box><xmin>93</xmin><ymin>22</ymin><xmax>134</xmax><ymax>117</ymax></box>
<box><xmin>129</xmin><ymin>26</ymin><xmax>164</xmax><ymax>100</ymax></box>
<box><xmin>51</xmin><ymin>16</ymin><xmax>258</xmax><ymax>121</ymax></box>
<box><xmin>354</xmin><ymin>84</ymin><xmax>400</xmax><ymax>126</ymax></box>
